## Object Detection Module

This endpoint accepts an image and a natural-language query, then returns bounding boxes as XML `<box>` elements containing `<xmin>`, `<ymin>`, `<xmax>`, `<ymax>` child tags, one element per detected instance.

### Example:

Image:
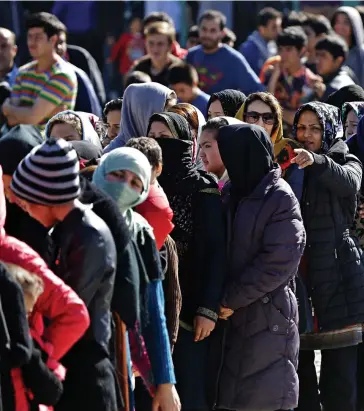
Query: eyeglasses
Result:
<box><xmin>244</xmin><ymin>111</ymin><xmax>275</xmax><ymax>125</ymax></box>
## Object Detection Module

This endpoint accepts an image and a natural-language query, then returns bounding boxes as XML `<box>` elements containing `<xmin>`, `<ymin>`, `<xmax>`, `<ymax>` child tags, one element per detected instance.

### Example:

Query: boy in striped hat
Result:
<box><xmin>11</xmin><ymin>136</ymin><xmax>119</xmax><ymax>411</ymax></box>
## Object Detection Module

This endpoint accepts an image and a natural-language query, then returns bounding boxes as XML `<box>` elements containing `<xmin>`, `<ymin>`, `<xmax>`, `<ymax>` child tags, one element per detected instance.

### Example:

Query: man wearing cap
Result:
<box><xmin>11</xmin><ymin>136</ymin><xmax>119</xmax><ymax>411</ymax></box>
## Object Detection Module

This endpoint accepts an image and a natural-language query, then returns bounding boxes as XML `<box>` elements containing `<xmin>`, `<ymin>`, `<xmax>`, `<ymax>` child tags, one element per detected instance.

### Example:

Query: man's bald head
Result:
<box><xmin>0</xmin><ymin>28</ymin><xmax>17</xmax><ymax>76</ymax></box>
<box><xmin>0</xmin><ymin>28</ymin><xmax>16</xmax><ymax>45</ymax></box>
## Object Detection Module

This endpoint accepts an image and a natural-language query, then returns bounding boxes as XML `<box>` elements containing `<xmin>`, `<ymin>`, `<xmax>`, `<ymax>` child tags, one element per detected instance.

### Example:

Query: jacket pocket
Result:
<box><xmin>261</xmin><ymin>294</ymin><xmax>289</xmax><ymax>336</ymax></box>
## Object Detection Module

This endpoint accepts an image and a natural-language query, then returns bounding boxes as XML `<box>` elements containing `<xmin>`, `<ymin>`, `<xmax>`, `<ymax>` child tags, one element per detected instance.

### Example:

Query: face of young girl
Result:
<box><xmin>345</xmin><ymin>109</ymin><xmax>359</xmax><ymax>139</ymax></box>
<box><xmin>199</xmin><ymin>129</ymin><xmax>225</xmax><ymax>178</ymax></box>
<box><xmin>106</xmin><ymin>169</ymin><xmax>143</xmax><ymax>193</ymax></box>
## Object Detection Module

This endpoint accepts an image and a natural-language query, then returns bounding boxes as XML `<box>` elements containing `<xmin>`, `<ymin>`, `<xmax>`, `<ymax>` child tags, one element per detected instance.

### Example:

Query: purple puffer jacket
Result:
<box><xmin>216</xmin><ymin>166</ymin><xmax>305</xmax><ymax>411</ymax></box>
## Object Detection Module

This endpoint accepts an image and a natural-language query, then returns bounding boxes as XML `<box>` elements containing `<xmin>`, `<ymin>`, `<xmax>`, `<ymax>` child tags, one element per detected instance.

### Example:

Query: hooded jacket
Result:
<box><xmin>215</xmin><ymin>124</ymin><xmax>304</xmax><ymax>411</ymax></box>
<box><xmin>334</xmin><ymin>7</ymin><xmax>364</xmax><ymax>87</ymax></box>
<box><xmin>0</xmin><ymin>167</ymin><xmax>89</xmax><ymax>411</ymax></box>
<box><xmin>104</xmin><ymin>82</ymin><xmax>173</xmax><ymax>152</ymax></box>
<box><xmin>45</xmin><ymin>110</ymin><xmax>102</xmax><ymax>149</ymax></box>
<box><xmin>293</xmin><ymin>102</ymin><xmax>364</xmax><ymax>333</ymax></box>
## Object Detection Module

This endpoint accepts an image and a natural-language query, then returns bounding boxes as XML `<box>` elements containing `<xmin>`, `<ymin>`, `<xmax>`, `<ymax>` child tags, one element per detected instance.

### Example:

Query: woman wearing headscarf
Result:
<box><xmin>92</xmin><ymin>148</ymin><xmax>180</xmax><ymax>411</ymax></box>
<box><xmin>45</xmin><ymin>111</ymin><xmax>103</xmax><ymax>149</ymax></box>
<box><xmin>206</xmin><ymin>89</ymin><xmax>246</xmax><ymax>120</ymax></box>
<box><xmin>104</xmin><ymin>82</ymin><xmax>177</xmax><ymax>152</ymax></box>
<box><xmin>236</xmin><ymin>91</ymin><xmax>303</xmax><ymax>200</ymax></box>
<box><xmin>199</xmin><ymin>116</ymin><xmax>244</xmax><ymax>190</ymax></box>
<box><xmin>347</xmin><ymin>112</ymin><xmax>364</xmax><ymax>411</ymax></box>
<box><xmin>213</xmin><ymin>123</ymin><xmax>304</xmax><ymax>411</ymax></box>
<box><xmin>291</xmin><ymin>101</ymin><xmax>364</xmax><ymax>411</ymax></box>
<box><xmin>347</xmin><ymin>114</ymin><xmax>364</xmax><ymax>250</ymax></box>
<box><xmin>326</xmin><ymin>84</ymin><xmax>364</xmax><ymax>111</ymax></box>
<box><xmin>342</xmin><ymin>101</ymin><xmax>364</xmax><ymax>139</ymax></box>
<box><xmin>147</xmin><ymin>112</ymin><xmax>226</xmax><ymax>411</ymax></box>
<box><xmin>168</xmin><ymin>102</ymin><xmax>206</xmax><ymax>169</ymax></box>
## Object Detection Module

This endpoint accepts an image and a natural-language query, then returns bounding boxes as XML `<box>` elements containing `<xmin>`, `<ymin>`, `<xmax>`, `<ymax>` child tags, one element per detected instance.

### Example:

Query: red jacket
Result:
<box><xmin>135</xmin><ymin>184</ymin><xmax>174</xmax><ymax>250</ymax></box>
<box><xmin>0</xmin><ymin>168</ymin><xmax>90</xmax><ymax>411</ymax></box>
<box><xmin>111</xmin><ymin>33</ymin><xmax>145</xmax><ymax>75</ymax></box>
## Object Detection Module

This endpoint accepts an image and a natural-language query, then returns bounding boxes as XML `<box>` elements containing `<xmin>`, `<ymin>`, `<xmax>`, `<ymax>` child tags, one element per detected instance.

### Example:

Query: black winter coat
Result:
<box><xmin>301</xmin><ymin>139</ymin><xmax>364</xmax><ymax>331</ymax></box>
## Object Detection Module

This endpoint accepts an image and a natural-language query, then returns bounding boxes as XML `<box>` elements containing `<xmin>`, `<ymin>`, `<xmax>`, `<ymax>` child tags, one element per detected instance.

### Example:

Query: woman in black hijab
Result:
<box><xmin>147</xmin><ymin>112</ymin><xmax>226</xmax><ymax>411</ymax></box>
<box><xmin>214</xmin><ymin>124</ymin><xmax>304</xmax><ymax>411</ymax></box>
<box><xmin>326</xmin><ymin>84</ymin><xmax>364</xmax><ymax>112</ymax></box>
<box><xmin>206</xmin><ymin>89</ymin><xmax>246</xmax><ymax>120</ymax></box>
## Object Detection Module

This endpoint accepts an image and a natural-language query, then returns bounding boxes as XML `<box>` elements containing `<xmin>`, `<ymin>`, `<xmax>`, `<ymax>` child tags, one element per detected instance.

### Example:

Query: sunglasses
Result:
<box><xmin>244</xmin><ymin>111</ymin><xmax>275</xmax><ymax>126</ymax></box>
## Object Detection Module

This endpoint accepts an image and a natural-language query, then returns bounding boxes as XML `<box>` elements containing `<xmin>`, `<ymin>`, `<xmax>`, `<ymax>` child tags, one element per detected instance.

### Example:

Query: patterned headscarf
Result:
<box><xmin>207</xmin><ymin>89</ymin><xmax>246</xmax><ymax>118</ymax></box>
<box><xmin>293</xmin><ymin>102</ymin><xmax>343</xmax><ymax>153</ymax></box>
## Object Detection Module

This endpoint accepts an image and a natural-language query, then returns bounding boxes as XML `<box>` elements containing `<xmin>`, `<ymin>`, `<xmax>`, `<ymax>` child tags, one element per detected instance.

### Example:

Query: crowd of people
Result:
<box><xmin>1</xmin><ymin>4</ymin><xmax>364</xmax><ymax>411</ymax></box>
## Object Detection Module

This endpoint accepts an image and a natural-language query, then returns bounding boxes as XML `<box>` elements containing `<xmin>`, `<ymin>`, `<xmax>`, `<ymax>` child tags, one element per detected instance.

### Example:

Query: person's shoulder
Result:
<box><xmin>170</xmin><ymin>54</ymin><xmax>182</xmax><ymax>64</ymax></box>
<box><xmin>197</xmin><ymin>89</ymin><xmax>210</xmax><ymax>101</ymax></box>
<box><xmin>18</xmin><ymin>61</ymin><xmax>37</xmax><ymax>73</ymax></box>
<box><xmin>187</xmin><ymin>45</ymin><xmax>203</xmax><ymax>56</ymax></box>
<box><xmin>52</xmin><ymin>58</ymin><xmax>77</xmax><ymax>81</ymax></box>
<box><xmin>330</xmin><ymin>70</ymin><xmax>355</xmax><ymax>90</ymax></box>
<box><xmin>221</xmin><ymin>44</ymin><xmax>240</xmax><ymax>56</ymax></box>
<box><xmin>133</xmin><ymin>55</ymin><xmax>151</xmax><ymax>69</ymax></box>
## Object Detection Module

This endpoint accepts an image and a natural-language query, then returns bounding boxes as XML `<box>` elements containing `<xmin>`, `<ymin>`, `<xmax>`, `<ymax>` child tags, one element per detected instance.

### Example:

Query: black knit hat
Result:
<box><xmin>11</xmin><ymin>137</ymin><xmax>80</xmax><ymax>205</ymax></box>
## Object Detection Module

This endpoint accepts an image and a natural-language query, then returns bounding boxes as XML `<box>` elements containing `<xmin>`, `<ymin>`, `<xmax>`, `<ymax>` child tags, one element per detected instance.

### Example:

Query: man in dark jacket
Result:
<box><xmin>10</xmin><ymin>137</ymin><xmax>119</xmax><ymax>411</ymax></box>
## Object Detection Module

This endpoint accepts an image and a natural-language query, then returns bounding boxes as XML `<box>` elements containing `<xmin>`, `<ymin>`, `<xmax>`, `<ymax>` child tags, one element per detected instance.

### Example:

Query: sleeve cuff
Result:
<box><xmin>196</xmin><ymin>307</ymin><xmax>218</xmax><ymax>323</ymax></box>
<box><xmin>309</xmin><ymin>152</ymin><xmax>327</xmax><ymax>175</ymax></box>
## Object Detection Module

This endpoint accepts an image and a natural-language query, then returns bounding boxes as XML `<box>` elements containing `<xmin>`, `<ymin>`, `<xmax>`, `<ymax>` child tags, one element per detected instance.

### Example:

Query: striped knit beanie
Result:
<box><xmin>11</xmin><ymin>136</ymin><xmax>81</xmax><ymax>205</ymax></box>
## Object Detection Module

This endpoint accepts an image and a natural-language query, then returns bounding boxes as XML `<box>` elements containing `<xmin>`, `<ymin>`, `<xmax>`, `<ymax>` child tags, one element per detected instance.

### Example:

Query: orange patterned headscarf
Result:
<box><xmin>236</xmin><ymin>99</ymin><xmax>301</xmax><ymax>172</ymax></box>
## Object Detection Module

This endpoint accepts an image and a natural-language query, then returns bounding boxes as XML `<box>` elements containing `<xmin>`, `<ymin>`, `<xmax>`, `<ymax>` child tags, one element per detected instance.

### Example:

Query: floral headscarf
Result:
<box><xmin>293</xmin><ymin>102</ymin><xmax>343</xmax><ymax>153</ymax></box>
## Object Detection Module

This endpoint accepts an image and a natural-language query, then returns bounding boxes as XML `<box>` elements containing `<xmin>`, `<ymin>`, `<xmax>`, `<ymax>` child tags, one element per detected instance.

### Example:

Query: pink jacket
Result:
<box><xmin>0</xmin><ymin>167</ymin><xmax>90</xmax><ymax>411</ymax></box>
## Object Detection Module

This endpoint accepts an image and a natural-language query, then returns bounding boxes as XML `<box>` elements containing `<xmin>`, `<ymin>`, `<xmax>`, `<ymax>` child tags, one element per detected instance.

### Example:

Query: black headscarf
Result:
<box><xmin>326</xmin><ymin>85</ymin><xmax>364</xmax><ymax>111</ymax></box>
<box><xmin>207</xmin><ymin>89</ymin><xmax>247</xmax><ymax>118</ymax></box>
<box><xmin>0</xmin><ymin>125</ymin><xmax>43</xmax><ymax>176</ymax></box>
<box><xmin>217</xmin><ymin>124</ymin><xmax>274</xmax><ymax>201</ymax></box>
<box><xmin>148</xmin><ymin>112</ymin><xmax>193</xmax><ymax>141</ymax></box>
<box><xmin>148</xmin><ymin>112</ymin><xmax>217</xmax><ymax>253</ymax></box>
<box><xmin>0</xmin><ymin>125</ymin><xmax>48</xmax><ymax>259</ymax></box>
<box><xmin>147</xmin><ymin>112</ymin><xmax>214</xmax><ymax>194</ymax></box>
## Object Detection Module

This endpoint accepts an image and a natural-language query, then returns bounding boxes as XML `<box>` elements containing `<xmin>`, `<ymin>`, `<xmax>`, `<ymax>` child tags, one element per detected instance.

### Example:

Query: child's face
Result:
<box><xmin>278</xmin><ymin>45</ymin><xmax>302</xmax><ymax>70</ymax></box>
<box><xmin>316</xmin><ymin>49</ymin><xmax>342</xmax><ymax>77</ymax></box>
<box><xmin>170</xmin><ymin>82</ymin><xmax>194</xmax><ymax>103</ymax></box>
<box><xmin>50</xmin><ymin>123</ymin><xmax>82</xmax><ymax>141</ymax></box>
<box><xmin>345</xmin><ymin>109</ymin><xmax>359</xmax><ymax>139</ymax></box>
<box><xmin>199</xmin><ymin>129</ymin><xmax>225</xmax><ymax>178</ymax></box>
<box><xmin>24</xmin><ymin>293</ymin><xmax>37</xmax><ymax>317</ymax></box>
